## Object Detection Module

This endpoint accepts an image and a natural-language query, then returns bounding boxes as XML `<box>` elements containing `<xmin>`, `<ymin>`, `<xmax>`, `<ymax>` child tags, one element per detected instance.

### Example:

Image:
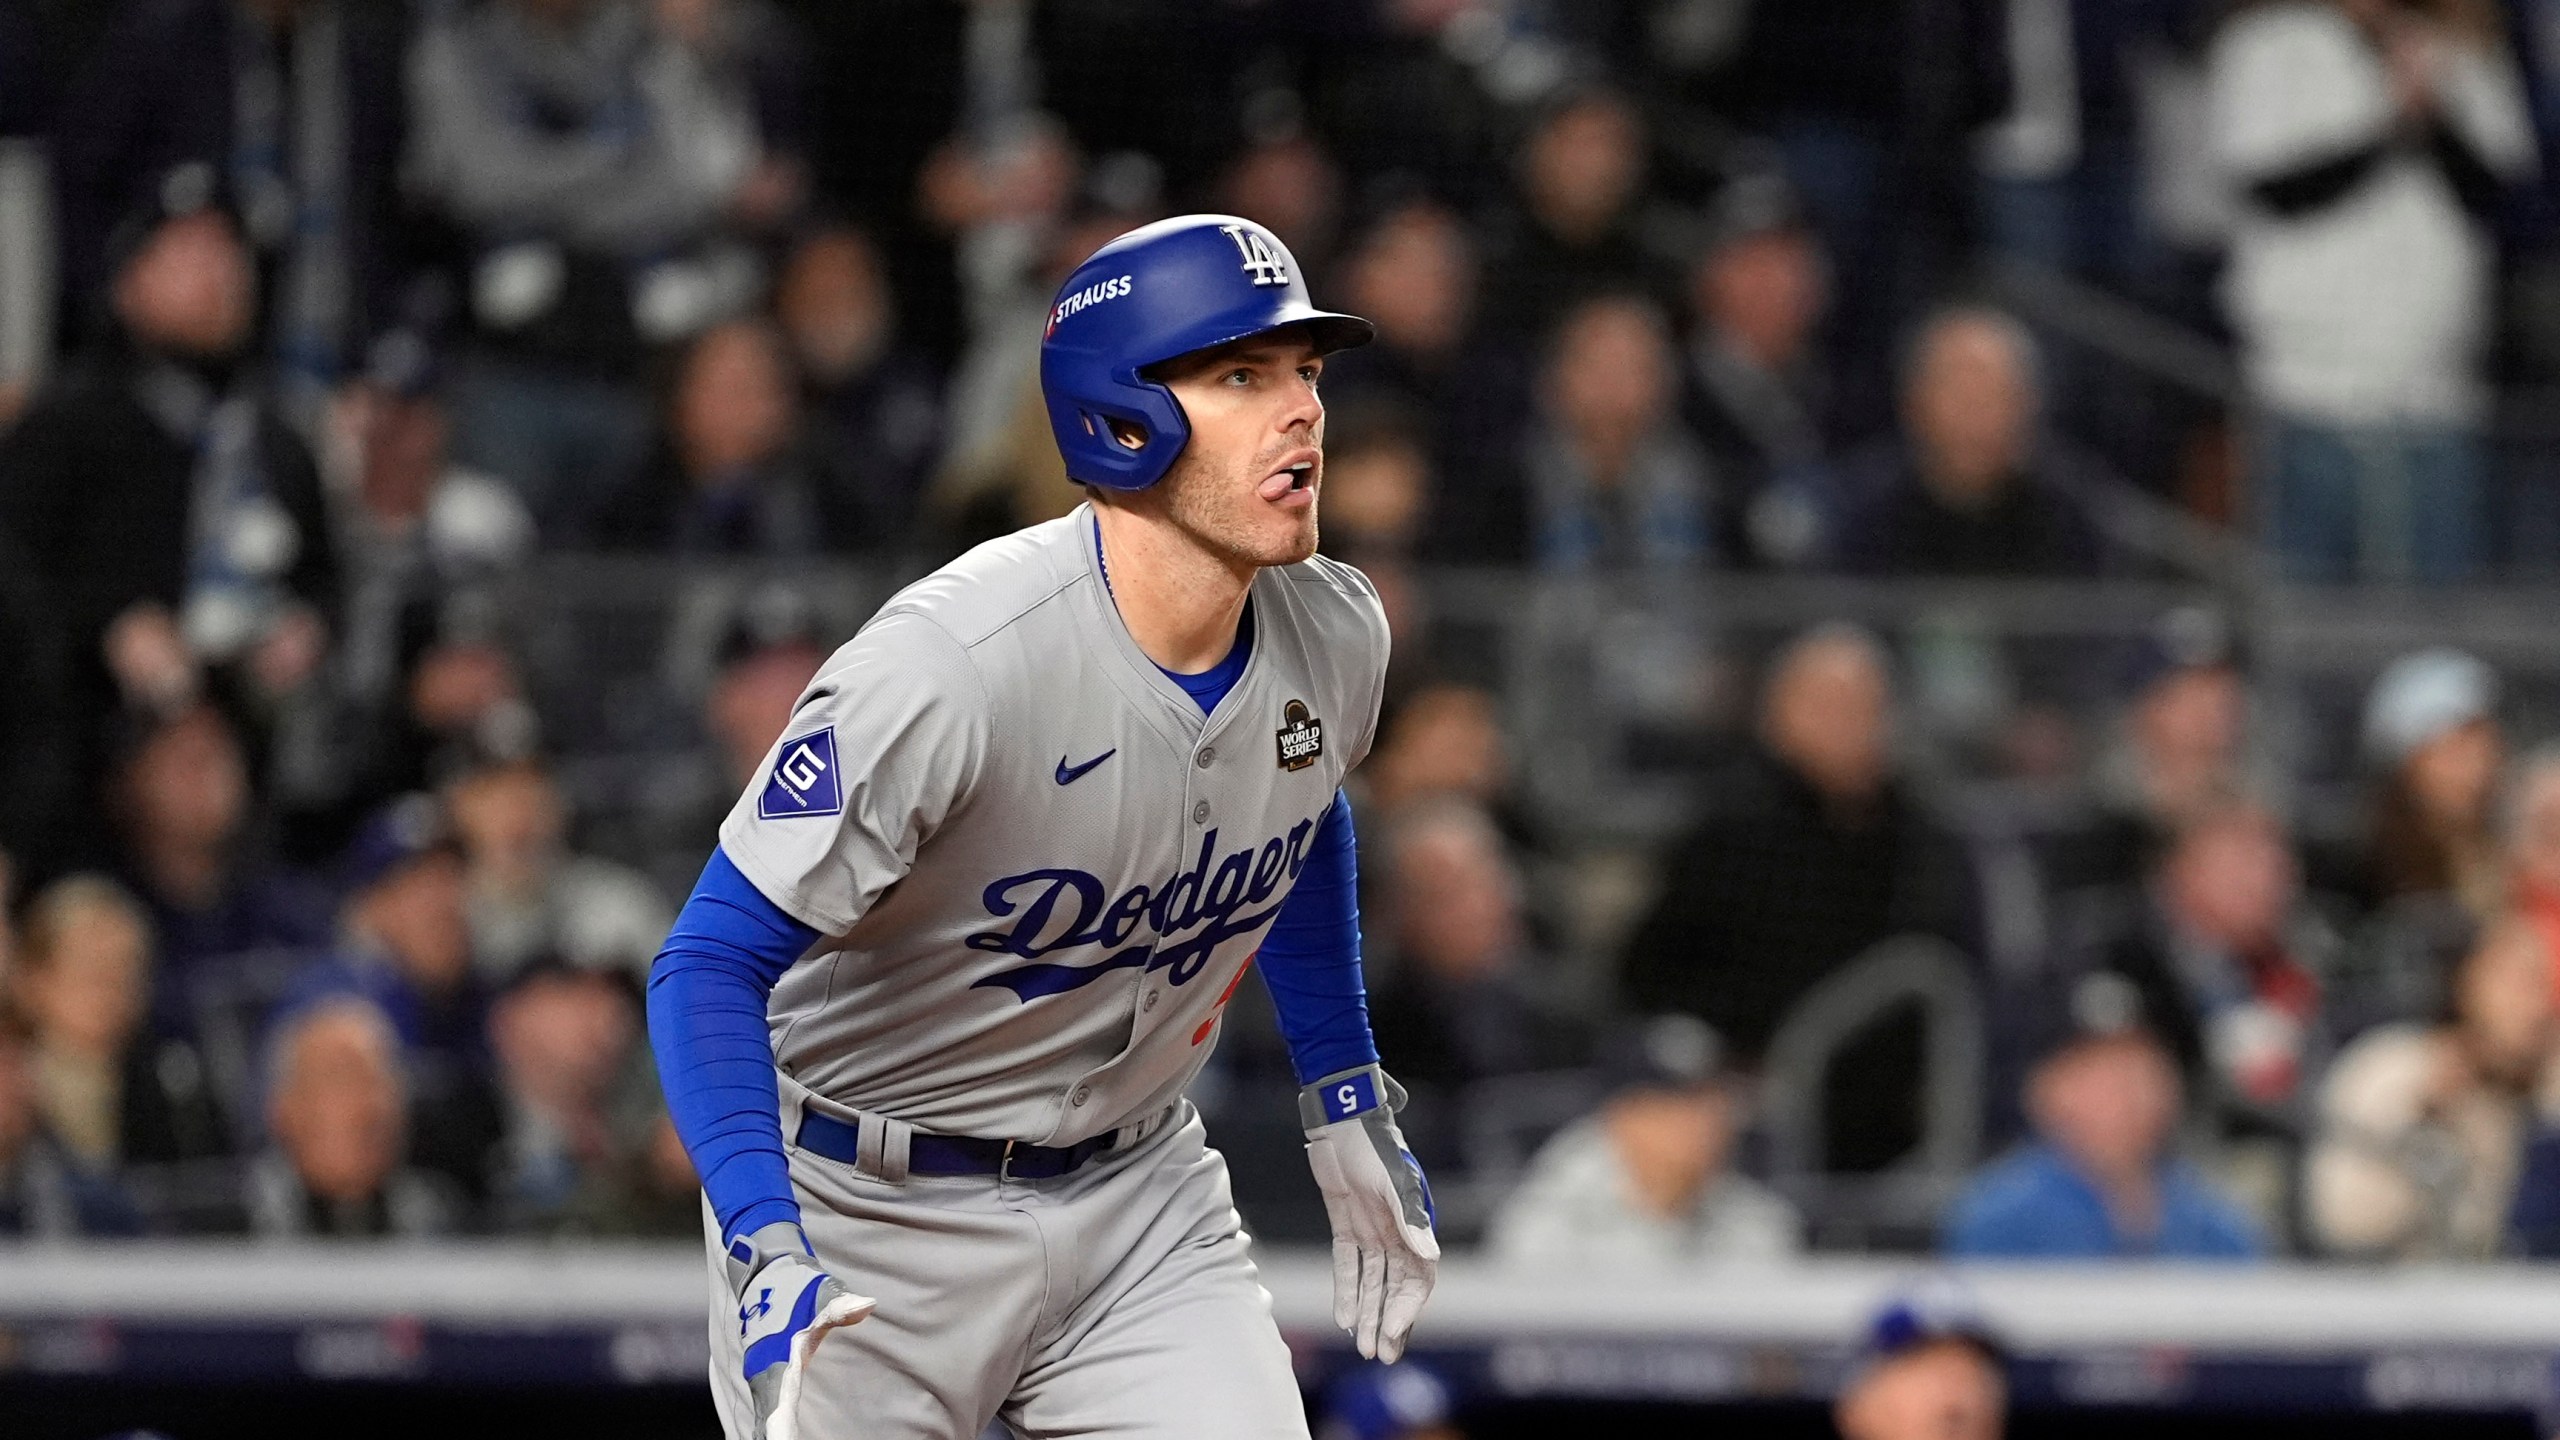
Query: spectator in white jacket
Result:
<box><xmin>1487</xmin><ymin>1014</ymin><xmax>1802</xmax><ymax>1266</ymax></box>
<box><xmin>2210</xmin><ymin>0</ymin><xmax>2535</xmax><ymax>583</ymax></box>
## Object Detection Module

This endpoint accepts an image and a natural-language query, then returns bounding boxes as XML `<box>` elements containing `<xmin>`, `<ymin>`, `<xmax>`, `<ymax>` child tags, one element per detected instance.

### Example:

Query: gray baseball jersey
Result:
<box><xmin>719</xmin><ymin>504</ymin><xmax>1389</xmax><ymax>1146</ymax></box>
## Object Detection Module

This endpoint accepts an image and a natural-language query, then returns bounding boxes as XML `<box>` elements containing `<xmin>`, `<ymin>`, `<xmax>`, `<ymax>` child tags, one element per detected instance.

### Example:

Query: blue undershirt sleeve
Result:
<box><xmin>646</xmin><ymin>845</ymin><xmax>821</xmax><ymax>1243</ymax></box>
<box><xmin>1256</xmin><ymin>788</ymin><xmax>1381</xmax><ymax>1087</ymax></box>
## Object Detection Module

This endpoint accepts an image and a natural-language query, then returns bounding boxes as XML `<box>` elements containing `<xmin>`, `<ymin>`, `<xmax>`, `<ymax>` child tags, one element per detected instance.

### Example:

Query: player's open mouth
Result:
<box><xmin>1257</xmin><ymin>452</ymin><xmax>1319</xmax><ymax>504</ymax></box>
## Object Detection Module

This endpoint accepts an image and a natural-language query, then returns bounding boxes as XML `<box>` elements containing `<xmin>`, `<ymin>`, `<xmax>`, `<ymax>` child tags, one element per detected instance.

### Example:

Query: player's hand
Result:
<box><xmin>1300</xmin><ymin>1065</ymin><xmax>1439</xmax><ymax>1363</ymax></box>
<box><xmin>727</xmin><ymin>1222</ymin><xmax>876</xmax><ymax>1440</ymax></box>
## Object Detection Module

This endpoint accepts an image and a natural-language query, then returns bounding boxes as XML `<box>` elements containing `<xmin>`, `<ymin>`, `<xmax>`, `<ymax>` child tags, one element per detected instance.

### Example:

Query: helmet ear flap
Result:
<box><xmin>1045</xmin><ymin>376</ymin><xmax>1189</xmax><ymax>491</ymax></box>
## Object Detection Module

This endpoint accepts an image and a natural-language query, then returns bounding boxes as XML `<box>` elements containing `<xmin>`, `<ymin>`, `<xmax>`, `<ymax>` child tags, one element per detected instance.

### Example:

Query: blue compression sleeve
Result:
<box><xmin>646</xmin><ymin>846</ymin><xmax>819</xmax><ymax>1242</ymax></box>
<box><xmin>1257</xmin><ymin>789</ymin><xmax>1381</xmax><ymax>1086</ymax></box>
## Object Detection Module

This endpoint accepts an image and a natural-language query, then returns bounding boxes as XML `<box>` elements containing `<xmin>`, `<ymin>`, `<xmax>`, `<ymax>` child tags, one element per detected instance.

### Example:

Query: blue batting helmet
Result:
<box><xmin>1040</xmin><ymin>214</ymin><xmax>1373</xmax><ymax>491</ymax></box>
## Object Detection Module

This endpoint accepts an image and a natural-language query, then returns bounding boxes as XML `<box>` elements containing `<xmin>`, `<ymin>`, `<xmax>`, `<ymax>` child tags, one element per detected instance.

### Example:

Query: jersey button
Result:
<box><xmin>1070</xmin><ymin>1085</ymin><xmax>1091</xmax><ymax>1106</ymax></box>
<box><xmin>1192</xmin><ymin>800</ymin><xmax>1211</xmax><ymax>824</ymax></box>
<box><xmin>1142</xmin><ymin>991</ymin><xmax>1159</xmax><ymax>1012</ymax></box>
<box><xmin>1195</xmin><ymin>747</ymin><xmax>1215</xmax><ymax>768</ymax></box>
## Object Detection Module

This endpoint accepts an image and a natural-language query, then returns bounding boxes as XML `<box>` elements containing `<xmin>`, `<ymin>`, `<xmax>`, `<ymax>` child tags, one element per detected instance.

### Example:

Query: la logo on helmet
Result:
<box><xmin>1220</xmin><ymin>225</ymin><xmax>1289</xmax><ymax>287</ymax></box>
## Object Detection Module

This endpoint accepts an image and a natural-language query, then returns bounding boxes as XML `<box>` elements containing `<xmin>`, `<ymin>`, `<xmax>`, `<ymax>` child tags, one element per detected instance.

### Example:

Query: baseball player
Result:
<box><xmin>646</xmin><ymin>213</ymin><xmax>1439</xmax><ymax>1440</ymax></box>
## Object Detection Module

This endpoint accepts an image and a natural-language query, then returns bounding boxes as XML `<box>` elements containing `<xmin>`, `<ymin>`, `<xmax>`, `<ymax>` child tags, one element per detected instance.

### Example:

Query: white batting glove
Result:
<box><xmin>1301</xmin><ymin>1064</ymin><xmax>1439</xmax><ymax>1363</ymax></box>
<box><xmin>727</xmin><ymin>1221</ymin><xmax>876</xmax><ymax>1440</ymax></box>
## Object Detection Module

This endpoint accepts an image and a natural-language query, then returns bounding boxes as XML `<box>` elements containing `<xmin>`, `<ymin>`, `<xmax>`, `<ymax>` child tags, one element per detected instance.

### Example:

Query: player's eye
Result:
<box><xmin>1223</xmin><ymin>368</ymin><xmax>1254</xmax><ymax>386</ymax></box>
<box><xmin>1298</xmin><ymin>364</ymin><xmax>1322</xmax><ymax>386</ymax></box>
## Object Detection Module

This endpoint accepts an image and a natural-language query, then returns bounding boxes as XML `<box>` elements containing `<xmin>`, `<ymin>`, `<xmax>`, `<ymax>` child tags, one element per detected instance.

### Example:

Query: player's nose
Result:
<box><xmin>1275</xmin><ymin>372</ymin><xmax>1323</xmax><ymax>437</ymax></box>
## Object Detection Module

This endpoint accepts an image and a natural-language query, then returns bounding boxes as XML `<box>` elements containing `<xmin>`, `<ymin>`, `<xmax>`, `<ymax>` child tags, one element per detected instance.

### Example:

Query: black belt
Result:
<box><xmin>796</xmin><ymin>1109</ymin><xmax>1123</xmax><ymax>1180</ymax></box>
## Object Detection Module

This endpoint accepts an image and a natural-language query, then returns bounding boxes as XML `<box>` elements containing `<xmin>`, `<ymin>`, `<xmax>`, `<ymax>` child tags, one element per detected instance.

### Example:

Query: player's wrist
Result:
<box><xmin>725</xmin><ymin>1219</ymin><xmax>817</xmax><ymax>1295</ymax></box>
<box><xmin>1297</xmin><ymin>1062</ymin><xmax>1405</xmax><ymax>1132</ymax></box>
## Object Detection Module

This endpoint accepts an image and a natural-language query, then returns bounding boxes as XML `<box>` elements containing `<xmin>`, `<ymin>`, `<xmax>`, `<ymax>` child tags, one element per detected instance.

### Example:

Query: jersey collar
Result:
<box><xmin>1073</xmin><ymin>502</ymin><xmax>1272</xmax><ymax>740</ymax></box>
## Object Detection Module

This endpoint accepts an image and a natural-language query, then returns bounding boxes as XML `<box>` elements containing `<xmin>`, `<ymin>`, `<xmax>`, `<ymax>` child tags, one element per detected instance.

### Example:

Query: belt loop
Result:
<box><xmin>865</xmin><ymin>1112</ymin><xmax>913</xmax><ymax>1184</ymax></box>
<box><xmin>774</xmin><ymin>1069</ymin><xmax>811</xmax><ymax>1144</ymax></box>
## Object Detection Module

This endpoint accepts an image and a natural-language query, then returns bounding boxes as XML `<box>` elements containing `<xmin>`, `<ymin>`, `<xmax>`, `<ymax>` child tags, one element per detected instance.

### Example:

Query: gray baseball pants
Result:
<box><xmin>700</xmin><ymin>1102</ymin><xmax>1311</xmax><ymax>1440</ymax></box>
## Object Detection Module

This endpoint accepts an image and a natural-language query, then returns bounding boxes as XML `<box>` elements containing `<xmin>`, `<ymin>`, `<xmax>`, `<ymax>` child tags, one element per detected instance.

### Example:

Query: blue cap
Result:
<box><xmin>1320</xmin><ymin>1360</ymin><xmax>1455</xmax><ymax>1440</ymax></box>
<box><xmin>1040</xmin><ymin>214</ymin><xmax>1373</xmax><ymax>492</ymax></box>
<box><xmin>337</xmin><ymin>793</ymin><xmax>458</xmax><ymax>896</ymax></box>
<box><xmin>1856</xmin><ymin>1278</ymin><xmax>2006</xmax><ymax>1375</ymax></box>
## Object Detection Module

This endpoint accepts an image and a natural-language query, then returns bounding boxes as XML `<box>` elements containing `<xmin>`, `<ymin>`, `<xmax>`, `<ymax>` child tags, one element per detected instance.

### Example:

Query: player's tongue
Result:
<box><xmin>1257</xmin><ymin>460</ymin><xmax>1312</xmax><ymax>502</ymax></box>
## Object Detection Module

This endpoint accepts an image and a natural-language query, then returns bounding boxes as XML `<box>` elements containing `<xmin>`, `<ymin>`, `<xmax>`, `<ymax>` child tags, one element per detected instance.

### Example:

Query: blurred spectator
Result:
<box><xmin>323</xmin><ymin>799</ymin><xmax>484</xmax><ymax>1060</ymax></box>
<box><xmin>294</xmin><ymin>797</ymin><xmax>500</xmax><ymax>1199</ymax></box>
<box><xmin>2054</xmin><ymin>608</ymin><xmax>2253</xmax><ymax>895</ymax></box>
<box><xmin>486</xmin><ymin>963</ymin><xmax>645</xmax><ymax>1232</ymax></box>
<box><xmin>406</xmin><ymin>625</ymin><xmax>536</xmax><ymax>792</ymax></box>
<box><xmin>1836</xmin><ymin>307</ymin><xmax>2105</xmax><ymax>577</ymax></box>
<box><xmin>2503</xmin><ymin>743</ymin><xmax>2560</xmax><ymax>1000</ymax></box>
<box><xmin>0</xmin><ymin>172</ymin><xmax>339</xmax><ymax>868</ymax></box>
<box><xmin>1366</xmin><ymin>800</ymin><xmax>1583</xmax><ymax>1094</ymax></box>
<box><xmin>926</xmin><ymin>201</ymin><xmax>1130</xmax><ymax>548</ymax></box>
<box><xmin>286</xmin><ymin>335</ymin><xmax>535</xmax><ymax>855</ymax></box>
<box><xmin>1481</xmin><ymin>90</ymin><xmax>1665</xmax><ymax>347</ymax></box>
<box><xmin>246</xmin><ymin>994</ymin><xmax>459</xmax><ymax>1237</ymax></box>
<box><xmin>2081</xmin><ymin>798</ymin><xmax>2329</xmax><ymax>1141</ymax></box>
<box><xmin>609</xmin><ymin>586</ymin><xmax>829</xmax><ymax>899</ymax></box>
<box><xmin>1322</xmin><ymin>198</ymin><xmax>1527</xmax><ymax>565</ymax></box>
<box><xmin>49</xmin><ymin>0</ymin><xmax>413</xmax><ymax>418</ymax></box>
<box><xmin>2211</xmin><ymin>0</ymin><xmax>2535</xmax><ymax>583</ymax></box>
<box><xmin>1681</xmin><ymin>174</ymin><xmax>1835</xmax><ymax>570</ymax></box>
<box><xmin>1520</xmin><ymin>294</ymin><xmax>1712</xmax><ymax>572</ymax></box>
<box><xmin>1318</xmin><ymin>1358</ymin><xmax>1464</xmax><ymax>1440</ymax></box>
<box><xmin>406</xmin><ymin>0</ymin><xmax>787</xmax><ymax>534</ymax></box>
<box><xmin>2354</xmin><ymin>647</ymin><xmax>2505</xmax><ymax>917</ymax></box>
<box><xmin>1488</xmin><ymin>1015</ymin><xmax>1801</xmax><ymax>1265</ymax></box>
<box><xmin>1219</xmin><ymin>131</ymin><xmax>1345</xmax><ymax>284</ymax></box>
<box><xmin>1315</xmin><ymin>409</ymin><xmax>1431</xmax><ymax>566</ymax></box>
<box><xmin>1325</xmin><ymin>198</ymin><xmax>1478</xmax><ymax>420</ymax></box>
<box><xmin>1946</xmin><ymin>978</ymin><xmax>2263</xmax><ymax>1259</ymax></box>
<box><xmin>601</xmin><ymin>318</ymin><xmax>864</xmax><ymax>554</ymax></box>
<box><xmin>0</xmin><ymin>1017</ymin><xmax>143</xmax><ymax>1237</ymax></box>
<box><xmin>443</xmin><ymin>749</ymin><xmax>671</xmax><ymax>983</ymax></box>
<box><xmin>1974</xmin><ymin>0</ymin><xmax>2204</xmax><ymax>294</ymax></box>
<box><xmin>1620</xmin><ymin>625</ymin><xmax>1974</xmax><ymax>1172</ymax></box>
<box><xmin>111</xmin><ymin>704</ymin><xmax>334</xmax><ymax>1032</ymax></box>
<box><xmin>2306</xmin><ymin>915</ymin><xmax>2560</xmax><ymax>1258</ymax></box>
<box><xmin>1725</xmin><ymin>0</ymin><xmax>2012</xmax><ymax>434</ymax></box>
<box><xmin>1358</xmin><ymin>681</ymin><xmax>1537</xmax><ymax>858</ymax></box>
<box><xmin>774</xmin><ymin>225</ymin><xmax>943</xmax><ymax>540</ymax></box>
<box><xmin>11</xmin><ymin>876</ymin><xmax>227</xmax><ymax>1170</ymax></box>
<box><xmin>653</xmin><ymin>0</ymin><xmax>817</xmax><ymax>209</ymax></box>
<box><xmin>1313</xmin><ymin>411</ymin><xmax>1433</xmax><ymax>673</ymax></box>
<box><xmin>1834</xmin><ymin>1286</ymin><xmax>2008</xmax><ymax>1440</ymax></box>
<box><xmin>565</xmin><ymin>1108</ymin><xmax>704</xmax><ymax>1238</ymax></box>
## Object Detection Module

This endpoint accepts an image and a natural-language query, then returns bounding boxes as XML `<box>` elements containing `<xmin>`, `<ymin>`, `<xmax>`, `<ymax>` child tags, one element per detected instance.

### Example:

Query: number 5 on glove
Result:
<box><xmin>1301</xmin><ymin>1065</ymin><xmax>1439</xmax><ymax>1363</ymax></box>
<box><xmin>729</xmin><ymin>1222</ymin><xmax>877</xmax><ymax>1440</ymax></box>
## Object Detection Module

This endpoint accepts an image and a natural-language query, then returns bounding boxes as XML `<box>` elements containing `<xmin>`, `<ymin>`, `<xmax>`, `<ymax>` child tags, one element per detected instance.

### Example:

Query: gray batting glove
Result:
<box><xmin>1301</xmin><ymin>1064</ymin><xmax>1439</xmax><ymax>1363</ymax></box>
<box><xmin>727</xmin><ymin>1221</ymin><xmax>876</xmax><ymax>1440</ymax></box>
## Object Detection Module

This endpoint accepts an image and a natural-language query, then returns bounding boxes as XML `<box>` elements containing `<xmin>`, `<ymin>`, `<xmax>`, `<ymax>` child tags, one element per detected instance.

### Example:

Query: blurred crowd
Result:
<box><xmin>5</xmin><ymin>0</ymin><xmax>2560</xmax><ymax>1266</ymax></box>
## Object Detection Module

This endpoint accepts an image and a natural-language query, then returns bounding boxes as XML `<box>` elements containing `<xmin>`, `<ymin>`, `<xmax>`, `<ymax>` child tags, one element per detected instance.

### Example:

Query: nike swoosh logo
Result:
<box><xmin>1054</xmin><ymin>749</ymin><xmax>1116</xmax><ymax>785</ymax></box>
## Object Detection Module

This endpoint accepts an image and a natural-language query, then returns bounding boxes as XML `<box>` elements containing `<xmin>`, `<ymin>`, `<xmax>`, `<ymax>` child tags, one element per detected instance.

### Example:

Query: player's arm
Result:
<box><xmin>649</xmin><ymin>849</ymin><xmax>871</xmax><ymax>1440</ymax></box>
<box><xmin>1257</xmin><ymin>788</ymin><xmax>1438</xmax><ymax>1363</ymax></box>
<box><xmin>646</xmin><ymin>613</ymin><xmax>989</xmax><ymax>1439</ymax></box>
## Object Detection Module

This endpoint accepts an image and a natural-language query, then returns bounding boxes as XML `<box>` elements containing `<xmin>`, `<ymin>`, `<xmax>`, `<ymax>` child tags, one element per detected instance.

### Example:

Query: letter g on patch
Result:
<box><xmin>757</xmin><ymin>728</ymin><xmax>844</xmax><ymax>819</ymax></box>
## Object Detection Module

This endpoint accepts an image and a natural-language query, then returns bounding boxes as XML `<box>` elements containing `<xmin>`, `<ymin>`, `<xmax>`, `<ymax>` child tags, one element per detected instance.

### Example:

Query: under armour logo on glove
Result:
<box><xmin>727</xmin><ymin>1222</ymin><xmax>876</xmax><ymax>1440</ymax></box>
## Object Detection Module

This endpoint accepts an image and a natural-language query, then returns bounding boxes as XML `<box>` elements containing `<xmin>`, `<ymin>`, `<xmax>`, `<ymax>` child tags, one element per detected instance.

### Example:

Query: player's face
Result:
<box><xmin>1146</xmin><ymin>332</ymin><xmax>1328</xmax><ymax>568</ymax></box>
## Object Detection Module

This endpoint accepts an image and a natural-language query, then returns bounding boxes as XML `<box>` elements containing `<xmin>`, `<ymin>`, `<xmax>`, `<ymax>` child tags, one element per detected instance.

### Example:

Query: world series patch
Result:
<box><xmin>1275</xmin><ymin>700</ymin><xmax>1324</xmax><ymax>771</ymax></box>
<box><xmin>758</xmin><ymin>728</ymin><xmax>844</xmax><ymax>819</ymax></box>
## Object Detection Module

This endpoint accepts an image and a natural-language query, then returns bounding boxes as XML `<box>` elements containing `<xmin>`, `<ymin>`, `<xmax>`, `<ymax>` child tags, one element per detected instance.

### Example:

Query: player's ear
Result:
<box><xmin>1106</xmin><ymin>418</ymin><xmax>1148</xmax><ymax>452</ymax></box>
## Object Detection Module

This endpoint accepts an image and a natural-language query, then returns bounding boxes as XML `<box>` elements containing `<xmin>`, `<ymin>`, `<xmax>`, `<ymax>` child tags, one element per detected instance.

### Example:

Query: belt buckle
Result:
<box><xmin>999</xmin><ymin>1138</ymin><xmax>1018</xmax><ymax>1182</ymax></box>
